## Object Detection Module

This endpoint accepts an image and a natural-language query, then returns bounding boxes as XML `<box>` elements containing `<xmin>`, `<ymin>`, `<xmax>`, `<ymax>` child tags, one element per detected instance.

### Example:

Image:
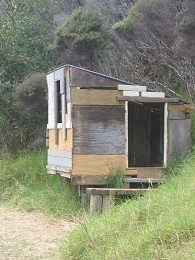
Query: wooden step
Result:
<box><xmin>86</xmin><ymin>188</ymin><xmax>151</xmax><ymax>213</ymax></box>
<box><xmin>124</xmin><ymin>177</ymin><xmax>164</xmax><ymax>184</ymax></box>
<box><xmin>86</xmin><ymin>188</ymin><xmax>151</xmax><ymax>196</ymax></box>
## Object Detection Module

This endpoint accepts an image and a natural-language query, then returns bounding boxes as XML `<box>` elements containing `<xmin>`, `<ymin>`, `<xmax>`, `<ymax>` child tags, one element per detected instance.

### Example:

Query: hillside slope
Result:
<box><xmin>60</xmin><ymin>151</ymin><xmax>195</xmax><ymax>259</ymax></box>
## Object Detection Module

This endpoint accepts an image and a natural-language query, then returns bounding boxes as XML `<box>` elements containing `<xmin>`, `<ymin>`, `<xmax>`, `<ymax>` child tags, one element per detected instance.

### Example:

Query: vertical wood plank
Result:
<box><xmin>47</xmin><ymin>72</ymin><xmax>55</xmax><ymax>126</ymax></box>
<box><xmin>102</xmin><ymin>195</ymin><xmax>111</xmax><ymax>211</ymax></box>
<box><xmin>61</xmin><ymin>93</ymin><xmax>66</xmax><ymax>140</ymax></box>
<box><xmin>164</xmin><ymin>103</ymin><xmax>168</xmax><ymax>166</ymax></box>
<box><xmin>90</xmin><ymin>195</ymin><xmax>103</xmax><ymax>213</ymax></box>
<box><xmin>66</xmin><ymin>68</ymin><xmax>71</xmax><ymax>103</ymax></box>
<box><xmin>125</xmin><ymin>101</ymin><xmax>128</xmax><ymax>168</ymax></box>
<box><xmin>54</xmin><ymin>75</ymin><xmax>58</xmax><ymax>145</ymax></box>
<box><xmin>60</xmin><ymin>68</ymin><xmax>66</xmax><ymax>140</ymax></box>
<box><xmin>66</xmin><ymin>67</ymin><xmax>72</xmax><ymax>128</ymax></box>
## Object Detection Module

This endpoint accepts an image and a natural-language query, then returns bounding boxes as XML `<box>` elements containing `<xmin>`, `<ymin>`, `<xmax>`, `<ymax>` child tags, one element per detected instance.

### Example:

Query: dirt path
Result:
<box><xmin>0</xmin><ymin>206</ymin><xmax>76</xmax><ymax>259</ymax></box>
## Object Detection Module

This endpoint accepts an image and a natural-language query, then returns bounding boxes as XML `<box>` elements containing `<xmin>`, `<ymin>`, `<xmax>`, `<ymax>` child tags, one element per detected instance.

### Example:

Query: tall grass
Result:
<box><xmin>59</xmin><ymin>152</ymin><xmax>195</xmax><ymax>259</ymax></box>
<box><xmin>0</xmin><ymin>148</ymin><xmax>81</xmax><ymax>218</ymax></box>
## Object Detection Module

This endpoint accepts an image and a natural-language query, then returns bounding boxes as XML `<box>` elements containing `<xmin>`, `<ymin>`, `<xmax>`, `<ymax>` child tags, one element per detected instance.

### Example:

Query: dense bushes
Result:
<box><xmin>14</xmin><ymin>73</ymin><xmax>47</xmax><ymax>115</ymax></box>
<box><xmin>51</xmin><ymin>7</ymin><xmax>110</xmax><ymax>68</ymax></box>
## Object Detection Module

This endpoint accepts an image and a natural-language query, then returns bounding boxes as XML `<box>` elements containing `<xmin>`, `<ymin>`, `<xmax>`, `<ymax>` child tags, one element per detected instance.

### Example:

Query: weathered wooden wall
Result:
<box><xmin>70</xmin><ymin>67</ymin><xmax>120</xmax><ymax>87</ymax></box>
<box><xmin>47</xmin><ymin>129</ymin><xmax>73</xmax><ymax>172</ymax></box>
<box><xmin>168</xmin><ymin>104</ymin><xmax>191</xmax><ymax>160</ymax></box>
<box><xmin>72</xmin><ymin>106</ymin><xmax>125</xmax><ymax>155</ymax></box>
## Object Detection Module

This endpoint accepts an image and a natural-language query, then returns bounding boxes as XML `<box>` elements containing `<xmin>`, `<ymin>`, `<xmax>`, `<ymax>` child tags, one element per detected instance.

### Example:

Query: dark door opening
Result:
<box><xmin>128</xmin><ymin>102</ymin><xmax>164</xmax><ymax>167</ymax></box>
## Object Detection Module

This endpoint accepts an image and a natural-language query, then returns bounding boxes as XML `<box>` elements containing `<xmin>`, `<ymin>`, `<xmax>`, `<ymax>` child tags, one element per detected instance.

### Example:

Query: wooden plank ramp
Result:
<box><xmin>86</xmin><ymin>188</ymin><xmax>151</xmax><ymax>213</ymax></box>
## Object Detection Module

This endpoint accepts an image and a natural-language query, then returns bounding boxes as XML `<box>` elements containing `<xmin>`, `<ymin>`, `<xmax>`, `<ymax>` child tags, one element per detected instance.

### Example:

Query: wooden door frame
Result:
<box><xmin>125</xmin><ymin>101</ymin><xmax>168</xmax><ymax>168</ymax></box>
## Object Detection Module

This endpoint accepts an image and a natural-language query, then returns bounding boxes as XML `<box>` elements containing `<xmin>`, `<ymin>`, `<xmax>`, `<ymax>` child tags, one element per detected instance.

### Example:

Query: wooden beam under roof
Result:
<box><xmin>116</xmin><ymin>96</ymin><xmax>179</xmax><ymax>103</ymax></box>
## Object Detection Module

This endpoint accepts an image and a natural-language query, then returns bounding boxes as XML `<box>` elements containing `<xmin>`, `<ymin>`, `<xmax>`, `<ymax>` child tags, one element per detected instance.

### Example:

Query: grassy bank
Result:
<box><xmin>0</xmin><ymin>149</ymin><xmax>81</xmax><ymax>218</ymax></box>
<box><xmin>60</xmin><ymin>152</ymin><xmax>195</xmax><ymax>259</ymax></box>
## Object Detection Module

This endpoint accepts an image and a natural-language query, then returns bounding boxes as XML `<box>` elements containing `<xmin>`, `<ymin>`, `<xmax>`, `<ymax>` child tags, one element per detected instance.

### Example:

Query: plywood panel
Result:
<box><xmin>73</xmin><ymin>106</ymin><xmax>125</xmax><ymax>155</ymax></box>
<box><xmin>72</xmin><ymin>89</ymin><xmax>122</xmax><ymax>106</ymax></box>
<box><xmin>72</xmin><ymin>155</ymin><xmax>126</xmax><ymax>175</ymax></box>
<box><xmin>168</xmin><ymin>119</ymin><xmax>191</xmax><ymax>160</ymax></box>
<box><xmin>71</xmin><ymin>67</ymin><xmax>119</xmax><ymax>87</ymax></box>
<box><xmin>49</xmin><ymin>128</ymin><xmax>72</xmax><ymax>151</ymax></box>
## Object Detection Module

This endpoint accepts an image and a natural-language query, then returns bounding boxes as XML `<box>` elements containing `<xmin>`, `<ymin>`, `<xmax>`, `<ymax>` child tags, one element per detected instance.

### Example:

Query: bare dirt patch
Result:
<box><xmin>0</xmin><ymin>206</ymin><xmax>76</xmax><ymax>259</ymax></box>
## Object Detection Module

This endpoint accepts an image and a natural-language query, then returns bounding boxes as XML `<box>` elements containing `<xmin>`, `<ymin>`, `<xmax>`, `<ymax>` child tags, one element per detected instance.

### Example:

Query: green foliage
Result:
<box><xmin>14</xmin><ymin>73</ymin><xmax>47</xmax><ymax>115</ymax></box>
<box><xmin>113</xmin><ymin>0</ymin><xmax>156</xmax><ymax>32</ymax></box>
<box><xmin>0</xmin><ymin>0</ymin><xmax>57</xmax><ymax>83</ymax></box>
<box><xmin>59</xmin><ymin>151</ymin><xmax>195</xmax><ymax>259</ymax></box>
<box><xmin>106</xmin><ymin>166</ymin><xmax>125</xmax><ymax>188</ymax></box>
<box><xmin>0</xmin><ymin>0</ymin><xmax>62</xmax><ymax>152</ymax></box>
<box><xmin>0</xmin><ymin>149</ymin><xmax>81</xmax><ymax>218</ymax></box>
<box><xmin>51</xmin><ymin>7</ymin><xmax>110</xmax><ymax>67</ymax></box>
<box><xmin>0</xmin><ymin>77</ymin><xmax>47</xmax><ymax>153</ymax></box>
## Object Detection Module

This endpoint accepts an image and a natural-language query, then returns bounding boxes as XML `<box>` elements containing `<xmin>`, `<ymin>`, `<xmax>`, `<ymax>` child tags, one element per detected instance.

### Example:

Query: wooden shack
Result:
<box><xmin>46</xmin><ymin>65</ymin><xmax>192</xmax><ymax>187</ymax></box>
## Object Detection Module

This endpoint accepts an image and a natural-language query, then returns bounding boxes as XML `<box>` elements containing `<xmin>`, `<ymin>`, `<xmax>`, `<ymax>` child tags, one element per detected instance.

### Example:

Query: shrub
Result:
<box><xmin>14</xmin><ymin>73</ymin><xmax>47</xmax><ymax>115</ymax></box>
<box><xmin>51</xmin><ymin>7</ymin><xmax>110</xmax><ymax>67</ymax></box>
<box><xmin>113</xmin><ymin>0</ymin><xmax>156</xmax><ymax>32</ymax></box>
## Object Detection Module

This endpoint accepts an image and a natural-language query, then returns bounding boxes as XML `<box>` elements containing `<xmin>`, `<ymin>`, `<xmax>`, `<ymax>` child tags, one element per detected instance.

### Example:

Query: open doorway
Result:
<box><xmin>128</xmin><ymin>102</ymin><xmax>164</xmax><ymax>167</ymax></box>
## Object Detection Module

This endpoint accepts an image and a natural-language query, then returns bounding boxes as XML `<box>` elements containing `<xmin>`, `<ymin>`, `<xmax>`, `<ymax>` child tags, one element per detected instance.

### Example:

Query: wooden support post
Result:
<box><xmin>109</xmin><ymin>190</ymin><xmax>116</xmax><ymax>204</ymax></box>
<box><xmin>90</xmin><ymin>195</ymin><xmax>103</xmax><ymax>213</ymax></box>
<box><xmin>102</xmin><ymin>195</ymin><xmax>110</xmax><ymax>211</ymax></box>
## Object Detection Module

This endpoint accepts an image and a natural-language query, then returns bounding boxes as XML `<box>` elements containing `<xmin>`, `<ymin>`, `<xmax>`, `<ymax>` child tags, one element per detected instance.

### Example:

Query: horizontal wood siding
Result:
<box><xmin>48</xmin><ymin>149</ymin><xmax>72</xmax><ymax>158</ymax></box>
<box><xmin>71</xmin><ymin>68</ymin><xmax>119</xmax><ymax>87</ymax></box>
<box><xmin>72</xmin><ymin>89</ymin><xmax>123</xmax><ymax>106</ymax></box>
<box><xmin>72</xmin><ymin>155</ymin><xmax>126</xmax><ymax>175</ymax></box>
<box><xmin>48</xmin><ymin>157</ymin><xmax>72</xmax><ymax>168</ymax></box>
<box><xmin>48</xmin><ymin>149</ymin><xmax>72</xmax><ymax>168</ymax></box>
<box><xmin>49</xmin><ymin>128</ymin><xmax>72</xmax><ymax>151</ymax></box>
<box><xmin>73</xmin><ymin>106</ymin><xmax>125</xmax><ymax>155</ymax></box>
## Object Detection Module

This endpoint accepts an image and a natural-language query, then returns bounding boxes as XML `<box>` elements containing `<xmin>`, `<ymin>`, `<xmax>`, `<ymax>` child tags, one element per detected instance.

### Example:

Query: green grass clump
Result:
<box><xmin>106</xmin><ymin>166</ymin><xmax>125</xmax><ymax>188</ymax></box>
<box><xmin>59</xmin><ymin>152</ymin><xmax>195</xmax><ymax>259</ymax></box>
<box><xmin>0</xmin><ymin>149</ymin><xmax>81</xmax><ymax>218</ymax></box>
